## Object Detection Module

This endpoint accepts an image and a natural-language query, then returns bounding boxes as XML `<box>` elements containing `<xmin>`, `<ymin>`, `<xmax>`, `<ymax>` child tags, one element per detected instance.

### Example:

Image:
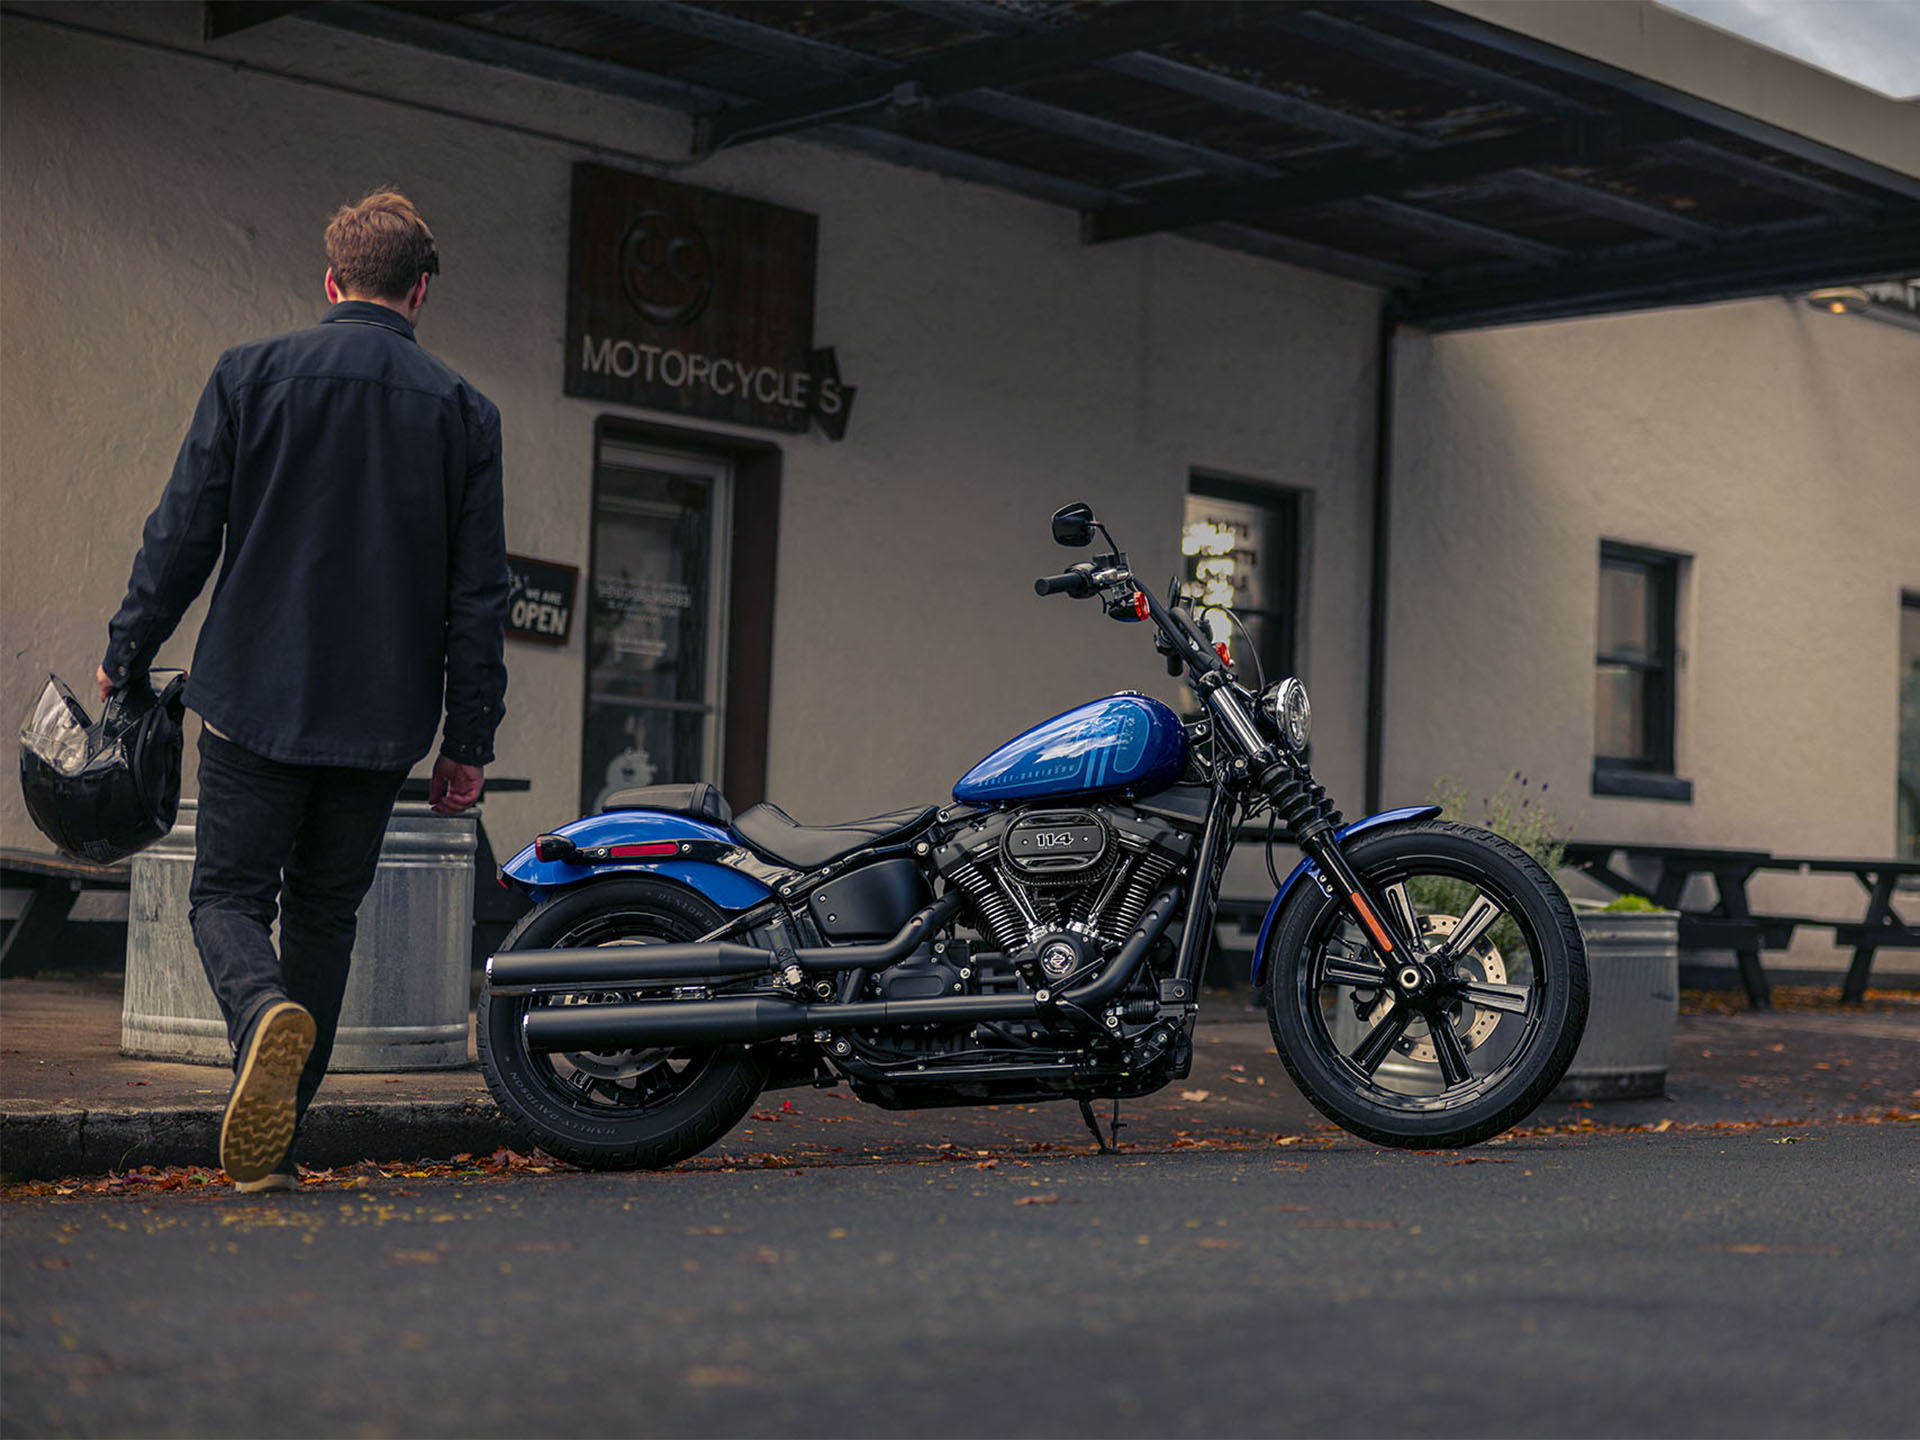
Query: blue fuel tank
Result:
<box><xmin>953</xmin><ymin>693</ymin><xmax>1189</xmax><ymax>806</ymax></box>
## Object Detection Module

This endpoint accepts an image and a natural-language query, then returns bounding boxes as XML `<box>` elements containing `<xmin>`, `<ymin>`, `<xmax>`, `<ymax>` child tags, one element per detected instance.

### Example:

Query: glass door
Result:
<box><xmin>581</xmin><ymin>439</ymin><xmax>731</xmax><ymax>813</ymax></box>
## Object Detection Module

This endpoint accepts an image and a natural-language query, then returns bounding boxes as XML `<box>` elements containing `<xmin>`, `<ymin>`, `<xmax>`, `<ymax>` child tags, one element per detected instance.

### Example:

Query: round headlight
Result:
<box><xmin>1265</xmin><ymin>677</ymin><xmax>1312</xmax><ymax>751</ymax></box>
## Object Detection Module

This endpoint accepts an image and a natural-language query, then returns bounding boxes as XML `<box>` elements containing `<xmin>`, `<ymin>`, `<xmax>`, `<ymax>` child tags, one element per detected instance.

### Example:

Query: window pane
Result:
<box><xmin>588</xmin><ymin>467</ymin><xmax>713</xmax><ymax>706</ymax></box>
<box><xmin>1597</xmin><ymin>562</ymin><xmax>1650</xmax><ymax>661</ymax></box>
<box><xmin>1899</xmin><ymin>599</ymin><xmax>1920</xmax><ymax>858</ymax></box>
<box><xmin>1183</xmin><ymin>494</ymin><xmax>1274</xmax><ymax>615</ymax></box>
<box><xmin>583</xmin><ymin>702</ymin><xmax>706</xmax><ymax>813</ymax></box>
<box><xmin>1595</xmin><ymin>665</ymin><xmax>1645</xmax><ymax>761</ymax></box>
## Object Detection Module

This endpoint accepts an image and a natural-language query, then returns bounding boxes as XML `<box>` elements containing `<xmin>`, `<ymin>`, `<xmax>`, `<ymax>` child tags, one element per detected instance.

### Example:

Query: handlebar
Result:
<box><xmin>1034</xmin><ymin>567</ymin><xmax>1096</xmax><ymax>598</ymax></box>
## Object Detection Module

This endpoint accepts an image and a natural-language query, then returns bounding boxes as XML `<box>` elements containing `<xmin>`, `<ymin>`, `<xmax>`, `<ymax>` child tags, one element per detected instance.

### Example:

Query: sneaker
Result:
<box><xmin>220</xmin><ymin>1000</ymin><xmax>315</xmax><ymax>1184</ymax></box>
<box><xmin>234</xmin><ymin>1164</ymin><xmax>298</xmax><ymax>1194</ymax></box>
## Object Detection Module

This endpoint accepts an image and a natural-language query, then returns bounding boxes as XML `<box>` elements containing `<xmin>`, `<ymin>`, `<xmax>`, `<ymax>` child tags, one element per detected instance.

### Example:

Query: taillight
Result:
<box><xmin>610</xmin><ymin>841</ymin><xmax>680</xmax><ymax>859</ymax></box>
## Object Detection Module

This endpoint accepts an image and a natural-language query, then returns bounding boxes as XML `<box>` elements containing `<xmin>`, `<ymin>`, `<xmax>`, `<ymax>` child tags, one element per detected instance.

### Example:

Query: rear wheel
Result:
<box><xmin>477</xmin><ymin>876</ymin><xmax>769</xmax><ymax>1170</ymax></box>
<box><xmin>1264</xmin><ymin>820</ymin><xmax>1587</xmax><ymax>1149</ymax></box>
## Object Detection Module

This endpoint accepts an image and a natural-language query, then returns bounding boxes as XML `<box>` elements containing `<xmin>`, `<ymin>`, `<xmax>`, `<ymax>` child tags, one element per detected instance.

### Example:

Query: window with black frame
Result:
<box><xmin>1180</xmin><ymin>475</ymin><xmax>1301</xmax><ymax>705</ymax></box>
<box><xmin>1593</xmin><ymin>541</ymin><xmax>1690</xmax><ymax>802</ymax></box>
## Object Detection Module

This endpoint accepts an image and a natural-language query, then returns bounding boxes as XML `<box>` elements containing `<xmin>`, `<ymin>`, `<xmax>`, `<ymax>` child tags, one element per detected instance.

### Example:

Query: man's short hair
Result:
<box><xmin>324</xmin><ymin>189</ymin><xmax>440</xmax><ymax>302</ymax></box>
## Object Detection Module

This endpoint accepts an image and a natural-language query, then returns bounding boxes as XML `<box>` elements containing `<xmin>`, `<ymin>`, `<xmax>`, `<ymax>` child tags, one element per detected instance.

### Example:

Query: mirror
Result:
<box><xmin>1051</xmin><ymin>502</ymin><xmax>1095</xmax><ymax>548</ymax></box>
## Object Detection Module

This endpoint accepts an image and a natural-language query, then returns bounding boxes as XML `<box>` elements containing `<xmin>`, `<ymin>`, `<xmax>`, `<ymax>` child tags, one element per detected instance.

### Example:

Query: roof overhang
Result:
<box><xmin>204</xmin><ymin>0</ymin><xmax>1920</xmax><ymax>331</ymax></box>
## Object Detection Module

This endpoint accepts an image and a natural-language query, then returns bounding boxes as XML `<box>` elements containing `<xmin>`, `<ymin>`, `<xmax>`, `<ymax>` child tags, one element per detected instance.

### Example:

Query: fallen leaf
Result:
<box><xmin>1296</xmin><ymin>1219</ymin><xmax>1396</xmax><ymax>1230</ymax></box>
<box><xmin>1194</xmin><ymin>1237</ymin><xmax>1243</xmax><ymax>1249</ymax></box>
<box><xmin>1180</xmin><ymin>1089</ymin><xmax>1212</xmax><ymax>1102</ymax></box>
<box><xmin>36</xmin><ymin>1258</ymin><xmax>70</xmax><ymax>1269</ymax></box>
<box><xmin>1652</xmin><ymin>1119</ymin><xmax>1673</xmax><ymax>1133</ymax></box>
<box><xmin>1717</xmin><ymin>1244</ymin><xmax>1841</xmax><ymax>1256</ymax></box>
<box><xmin>1014</xmin><ymin>1193</ymin><xmax>1061</xmax><ymax>1206</ymax></box>
<box><xmin>684</xmin><ymin>1365</ymin><xmax>758</xmax><ymax>1388</ymax></box>
<box><xmin>685</xmin><ymin>1226</ymin><xmax>739</xmax><ymax>1236</ymax></box>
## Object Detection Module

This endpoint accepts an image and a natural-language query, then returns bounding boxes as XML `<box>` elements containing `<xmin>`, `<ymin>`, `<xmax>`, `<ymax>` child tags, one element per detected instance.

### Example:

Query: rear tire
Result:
<box><xmin>477</xmin><ymin>877</ymin><xmax>770</xmax><ymax>1170</ymax></box>
<box><xmin>1264</xmin><ymin>820</ymin><xmax>1587</xmax><ymax>1149</ymax></box>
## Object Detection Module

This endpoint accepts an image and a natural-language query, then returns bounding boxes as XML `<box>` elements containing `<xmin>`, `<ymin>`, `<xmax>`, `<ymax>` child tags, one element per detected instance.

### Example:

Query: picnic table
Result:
<box><xmin>1563</xmin><ymin>841</ymin><xmax>1920</xmax><ymax>1008</ymax></box>
<box><xmin>0</xmin><ymin>849</ymin><xmax>132</xmax><ymax>977</ymax></box>
<box><xmin>1561</xmin><ymin>842</ymin><xmax>1792</xmax><ymax>1009</ymax></box>
<box><xmin>1788</xmin><ymin>856</ymin><xmax>1920</xmax><ymax>1003</ymax></box>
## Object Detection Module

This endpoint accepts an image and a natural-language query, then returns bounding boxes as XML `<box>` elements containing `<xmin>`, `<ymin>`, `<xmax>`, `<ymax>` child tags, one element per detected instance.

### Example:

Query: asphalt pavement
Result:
<box><xmin>5</xmin><ymin>1124</ymin><xmax>1917</xmax><ymax>1438</ymax></box>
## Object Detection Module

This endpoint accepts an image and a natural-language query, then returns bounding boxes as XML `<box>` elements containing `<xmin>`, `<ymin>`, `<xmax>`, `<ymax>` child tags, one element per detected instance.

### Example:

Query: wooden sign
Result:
<box><xmin>565</xmin><ymin>164</ymin><xmax>855</xmax><ymax>439</ymax></box>
<box><xmin>506</xmin><ymin>554</ymin><xmax>579</xmax><ymax>646</ymax></box>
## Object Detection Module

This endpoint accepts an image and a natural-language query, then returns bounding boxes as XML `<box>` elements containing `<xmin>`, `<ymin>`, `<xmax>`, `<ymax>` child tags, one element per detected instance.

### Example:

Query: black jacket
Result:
<box><xmin>103</xmin><ymin>301</ymin><xmax>508</xmax><ymax>770</ymax></box>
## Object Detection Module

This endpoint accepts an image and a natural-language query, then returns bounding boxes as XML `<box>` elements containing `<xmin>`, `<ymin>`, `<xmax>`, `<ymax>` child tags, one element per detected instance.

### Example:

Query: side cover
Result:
<box><xmin>499</xmin><ymin>809</ymin><xmax>774</xmax><ymax>910</ymax></box>
<box><xmin>1248</xmin><ymin>806</ymin><xmax>1443</xmax><ymax>985</ymax></box>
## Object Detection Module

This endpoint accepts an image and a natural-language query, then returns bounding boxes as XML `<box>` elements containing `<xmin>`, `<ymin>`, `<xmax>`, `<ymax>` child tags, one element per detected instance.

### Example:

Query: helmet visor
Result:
<box><xmin>20</xmin><ymin>675</ymin><xmax>93</xmax><ymax>776</ymax></box>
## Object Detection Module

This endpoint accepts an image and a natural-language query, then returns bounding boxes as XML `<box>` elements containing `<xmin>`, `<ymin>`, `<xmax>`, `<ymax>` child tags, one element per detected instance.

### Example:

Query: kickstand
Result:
<box><xmin>1078</xmin><ymin>1097</ymin><xmax>1126</xmax><ymax>1154</ymax></box>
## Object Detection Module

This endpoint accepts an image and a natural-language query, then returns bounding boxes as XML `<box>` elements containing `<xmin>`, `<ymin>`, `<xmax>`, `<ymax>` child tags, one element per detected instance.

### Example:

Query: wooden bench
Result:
<box><xmin>0</xmin><ymin>849</ymin><xmax>131</xmax><ymax>977</ymax></box>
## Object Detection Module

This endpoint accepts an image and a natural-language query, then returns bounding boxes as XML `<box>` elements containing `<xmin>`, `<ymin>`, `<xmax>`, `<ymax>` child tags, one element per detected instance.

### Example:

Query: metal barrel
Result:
<box><xmin>122</xmin><ymin>800</ymin><xmax>477</xmax><ymax>1071</ymax></box>
<box><xmin>1556</xmin><ymin>909</ymin><xmax>1678</xmax><ymax>1100</ymax></box>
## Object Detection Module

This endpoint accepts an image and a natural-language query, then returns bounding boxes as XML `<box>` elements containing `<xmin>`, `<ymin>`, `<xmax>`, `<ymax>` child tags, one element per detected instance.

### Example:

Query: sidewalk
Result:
<box><xmin>4</xmin><ymin>973</ymin><xmax>1916</xmax><ymax>1181</ymax></box>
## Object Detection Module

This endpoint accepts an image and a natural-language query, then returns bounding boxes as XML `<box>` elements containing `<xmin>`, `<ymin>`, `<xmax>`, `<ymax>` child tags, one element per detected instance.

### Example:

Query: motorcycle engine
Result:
<box><xmin>931</xmin><ymin>802</ymin><xmax>1195</xmax><ymax>983</ymax></box>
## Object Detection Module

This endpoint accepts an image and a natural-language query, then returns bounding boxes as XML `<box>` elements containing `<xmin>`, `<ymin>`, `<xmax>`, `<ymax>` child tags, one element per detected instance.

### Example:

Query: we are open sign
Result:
<box><xmin>506</xmin><ymin>554</ymin><xmax>579</xmax><ymax>647</ymax></box>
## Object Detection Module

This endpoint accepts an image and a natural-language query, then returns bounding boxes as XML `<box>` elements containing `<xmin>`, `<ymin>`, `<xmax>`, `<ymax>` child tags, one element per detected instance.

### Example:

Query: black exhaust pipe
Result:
<box><xmin>519</xmin><ymin>886</ymin><xmax>1183</xmax><ymax>1052</ymax></box>
<box><xmin>487</xmin><ymin>892</ymin><xmax>964</xmax><ymax>993</ymax></box>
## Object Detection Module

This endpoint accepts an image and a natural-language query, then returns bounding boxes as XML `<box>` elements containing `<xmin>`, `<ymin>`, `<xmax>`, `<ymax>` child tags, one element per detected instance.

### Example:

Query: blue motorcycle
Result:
<box><xmin>479</xmin><ymin>503</ymin><xmax>1589</xmax><ymax>1165</ymax></box>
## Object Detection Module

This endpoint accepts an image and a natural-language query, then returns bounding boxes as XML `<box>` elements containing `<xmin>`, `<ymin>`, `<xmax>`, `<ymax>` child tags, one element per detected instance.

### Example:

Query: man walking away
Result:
<box><xmin>99</xmin><ymin>190</ymin><xmax>508</xmax><ymax>1190</ymax></box>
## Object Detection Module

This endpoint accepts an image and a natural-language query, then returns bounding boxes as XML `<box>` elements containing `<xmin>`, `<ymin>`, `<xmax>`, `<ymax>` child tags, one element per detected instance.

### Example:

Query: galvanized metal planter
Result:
<box><xmin>122</xmin><ymin>800</ymin><xmax>476</xmax><ymax>1071</ymax></box>
<box><xmin>1554</xmin><ymin>908</ymin><xmax>1679</xmax><ymax>1101</ymax></box>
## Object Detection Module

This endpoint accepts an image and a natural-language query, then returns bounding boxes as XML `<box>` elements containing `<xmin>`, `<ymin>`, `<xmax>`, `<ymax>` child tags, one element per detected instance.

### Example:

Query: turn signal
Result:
<box><xmin>1134</xmin><ymin>590</ymin><xmax>1150</xmax><ymax>620</ymax></box>
<box><xmin>1215</xmin><ymin>642</ymin><xmax>1232</xmax><ymax>665</ymax></box>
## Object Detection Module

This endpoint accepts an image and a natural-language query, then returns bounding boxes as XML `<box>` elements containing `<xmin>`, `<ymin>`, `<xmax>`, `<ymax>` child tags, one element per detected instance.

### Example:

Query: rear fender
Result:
<box><xmin>1248</xmin><ymin>806</ymin><xmax>1443</xmax><ymax>986</ymax></box>
<box><xmin>499</xmin><ymin>810</ymin><xmax>774</xmax><ymax>911</ymax></box>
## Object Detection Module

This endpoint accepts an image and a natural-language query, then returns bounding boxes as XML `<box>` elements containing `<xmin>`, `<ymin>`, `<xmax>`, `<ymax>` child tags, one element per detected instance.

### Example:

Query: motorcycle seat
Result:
<box><xmin>599</xmin><ymin>782</ymin><xmax>733</xmax><ymax>828</ymax></box>
<box><xmin>732</xmin><ymin>801</ymin><xmax>938</xmax><ymax>870</ymax></box>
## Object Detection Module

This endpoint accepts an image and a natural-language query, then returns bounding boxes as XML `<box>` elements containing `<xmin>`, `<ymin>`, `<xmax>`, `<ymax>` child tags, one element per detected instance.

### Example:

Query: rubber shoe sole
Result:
<box><xmin>220</xmin><ymin>1002</ymin><xmax>315</xmax><ymax>1184</ymax></box>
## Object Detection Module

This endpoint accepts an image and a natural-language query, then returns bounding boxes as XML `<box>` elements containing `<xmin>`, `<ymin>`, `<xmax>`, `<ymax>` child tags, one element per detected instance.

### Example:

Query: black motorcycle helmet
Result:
<box><xmin>19</xmin><ymin>670</ymin><xmax>187</xmax><ymax>865</ymax></box>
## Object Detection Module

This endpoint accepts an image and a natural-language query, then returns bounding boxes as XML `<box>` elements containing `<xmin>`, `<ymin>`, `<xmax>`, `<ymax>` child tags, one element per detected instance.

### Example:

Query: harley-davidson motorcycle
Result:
<box><xmin>478</xmin><ymin>503</ymin><xmax>1588</xmax><ymax>1167</ymax></box>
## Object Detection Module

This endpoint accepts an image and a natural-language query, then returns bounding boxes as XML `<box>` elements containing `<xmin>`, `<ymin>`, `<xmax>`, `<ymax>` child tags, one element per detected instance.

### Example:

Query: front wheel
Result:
<box><xmin>1264</xmin><ymin>820</ymin><xmax>1588</xmax><ymax>1149</ymax></box>
<box><xmin>476</xmin><ymin>876</ymin><xmax>771</xmax><ymax>1170</ymax></box>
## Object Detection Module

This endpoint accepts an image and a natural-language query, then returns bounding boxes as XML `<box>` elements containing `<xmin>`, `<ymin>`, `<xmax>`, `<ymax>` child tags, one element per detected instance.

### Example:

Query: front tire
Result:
<box><xmin>1264</xmin><ymin>820</ymin><xmax>1587</xmax><ymax>1149</ymax></box>
<box><xmin>477</xmin><ymin>876</ymin><xmax>770</xmax><ymax>1170</ymax></box>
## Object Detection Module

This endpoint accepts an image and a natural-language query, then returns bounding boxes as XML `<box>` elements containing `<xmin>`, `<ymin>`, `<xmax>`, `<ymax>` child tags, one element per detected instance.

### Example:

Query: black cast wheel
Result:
<box><xmin>1263</xmin><ymin>820</ymin><xmax>1588</xmax><ymax>1149</ymax></box>
<box><xmin>476</xmin><ymin>876</ymin><xmax>770</xmax><ymax>1170</ymax></box>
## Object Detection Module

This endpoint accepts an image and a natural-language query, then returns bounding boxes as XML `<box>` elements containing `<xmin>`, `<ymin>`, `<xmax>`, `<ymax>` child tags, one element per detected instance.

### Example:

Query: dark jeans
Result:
<box><xmin>189</xmin><ymin>730</ymin><xmax>408</xmax><ymax>1129</ymax></box>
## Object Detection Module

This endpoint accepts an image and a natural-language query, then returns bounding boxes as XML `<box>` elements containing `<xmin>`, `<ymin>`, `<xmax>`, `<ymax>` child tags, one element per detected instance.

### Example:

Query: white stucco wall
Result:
<box><xmin>1390</xmin><ymin>299</ymin><xmax>1920</xmax><ymax>928</ymax></box>
<box><xmin>0</xmin><ymin>4</ymin><xmax>1380</xmax><ymax>863</ymax></box>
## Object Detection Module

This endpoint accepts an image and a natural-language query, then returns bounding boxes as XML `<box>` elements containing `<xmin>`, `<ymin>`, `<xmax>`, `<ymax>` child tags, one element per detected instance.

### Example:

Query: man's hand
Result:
<box><xmin>97</xmin><ymin>667</ymin><xmax>115</xmax><ymax>703</ymax></box>
<box><xmin>429</xmin><ymin>755</ymin><xmax>485</xmax><ymax>815</ymax></box>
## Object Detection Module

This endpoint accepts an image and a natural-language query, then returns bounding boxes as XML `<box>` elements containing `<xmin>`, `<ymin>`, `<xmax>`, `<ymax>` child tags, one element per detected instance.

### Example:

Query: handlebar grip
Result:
<box><xmin>1035</xmin><ymin>572</ymin><xmax>1093</xmax><ymax>598</ymax></box>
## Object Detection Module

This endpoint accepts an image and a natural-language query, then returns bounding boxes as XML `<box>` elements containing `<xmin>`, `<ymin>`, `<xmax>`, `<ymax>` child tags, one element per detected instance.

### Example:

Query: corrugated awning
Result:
<box><xmin>211</xmin><ymin>0</ymin><xmax>1920</xmax><ymax>330</ymax></box>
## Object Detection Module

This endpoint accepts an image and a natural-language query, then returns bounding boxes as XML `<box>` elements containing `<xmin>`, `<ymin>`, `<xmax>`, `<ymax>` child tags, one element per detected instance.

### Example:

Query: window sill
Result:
<box><xmin>1591</xmin><ymin>768</ymin><xmax>1693</xmax><ymax>803</ymax></box>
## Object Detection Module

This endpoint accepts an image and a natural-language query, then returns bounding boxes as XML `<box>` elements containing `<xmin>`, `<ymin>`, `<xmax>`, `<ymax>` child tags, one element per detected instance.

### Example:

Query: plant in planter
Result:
<box><xmin>1424</xmin><ymin>774</ymin><xmax>1676</xmax><ymax>1100</ymax></box>
<box><xmin>1416</xmin><ymin>772</ymin><xmax>1565</xmax><ymax>959</ymax></box>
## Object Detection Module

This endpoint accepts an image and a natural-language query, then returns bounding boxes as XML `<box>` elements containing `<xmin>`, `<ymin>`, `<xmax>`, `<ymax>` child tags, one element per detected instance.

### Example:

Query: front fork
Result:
<box><xmin>1197</xmin><ymin>670</ymin><xmax>1443</xmax><ymax>1005</ymax></box>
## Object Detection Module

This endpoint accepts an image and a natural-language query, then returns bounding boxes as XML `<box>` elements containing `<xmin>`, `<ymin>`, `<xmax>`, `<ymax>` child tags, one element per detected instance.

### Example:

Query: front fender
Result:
<box><xmin>500</xmin><ymin>810</ymin><xmax>775</xmax><ymax>911</ymax></box>
<box><xmin>1248</xmin><ymin>806</ymin><xmax>1443</xmax><ymax>985</ymax></box>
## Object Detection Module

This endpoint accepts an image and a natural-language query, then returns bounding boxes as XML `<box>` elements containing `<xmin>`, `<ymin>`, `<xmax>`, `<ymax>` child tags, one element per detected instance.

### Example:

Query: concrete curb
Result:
<box><xmin>1</xmin><ymin>1100</ymin><xmax>521</xmax><ymax>1181</ymax></box>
